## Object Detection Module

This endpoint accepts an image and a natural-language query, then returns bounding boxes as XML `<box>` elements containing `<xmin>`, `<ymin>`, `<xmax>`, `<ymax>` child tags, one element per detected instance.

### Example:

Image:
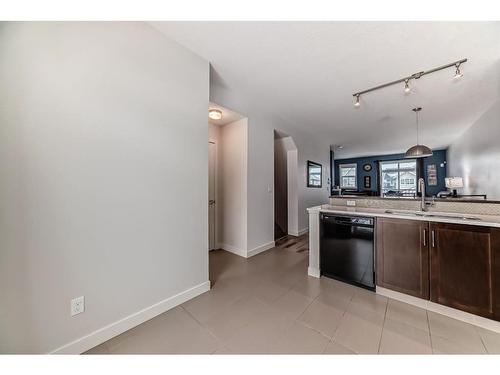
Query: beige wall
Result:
<box><xmin>0</xmin><ymin>22</ymin><xmax>209</xmax><ymax>353</ymax></box>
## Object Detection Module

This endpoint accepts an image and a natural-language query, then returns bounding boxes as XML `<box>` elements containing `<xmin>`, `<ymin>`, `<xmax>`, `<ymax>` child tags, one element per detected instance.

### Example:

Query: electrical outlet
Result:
<box><xmin>71</xmin><ymin>296</ymin><xmax>85</xmax><ymax>316</ymax></box>
<box><xmin>346</xmin><ymin>200</ymin><xmax>356</xmax><ymax>207</ymax></box>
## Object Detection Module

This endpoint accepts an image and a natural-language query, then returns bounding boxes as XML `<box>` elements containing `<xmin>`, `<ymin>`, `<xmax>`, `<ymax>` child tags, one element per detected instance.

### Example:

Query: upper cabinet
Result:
<box><xmin>429</xmin><ymin>223</ymin><xmax>500</xmax><ymax>320</ymax></box>
<box><xmin>376</xmin><ymin>217</ymin><xmax>430</xmax><ymax>299</ymax></box>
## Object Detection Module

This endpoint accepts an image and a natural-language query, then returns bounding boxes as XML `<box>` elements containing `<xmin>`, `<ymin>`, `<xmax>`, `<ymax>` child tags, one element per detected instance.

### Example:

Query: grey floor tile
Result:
<box><xmin>431</xmin><ymin>335</ymin><xmax>487</xmax><ymax>354</ymax></box>
<box><xmin>333</xmin><ymin>305</ymin><xmax>384</xmax><ymax>354</ymax></box>
<box><xmin>386</xmin><ymin>299</ymin><xmax>429</xmax><ymax>332</ymax></box>
<box><xmin>106</xmin><ymin>307</ymin><xmax>219</xmax><ymax>354</ymax></box>
<box><xmin>428</xmin><ymin>311</ymin><xmax>486</xmax><ymax>352</ymax></box>
<box><xmin>476</xmin><ymin>327</ymin><xmax>500</xmax><ymax>354</ymax></box>
<box><xmin>297</xmin><ymin>298</ymin><xmax>345</xmax><ymax>338</ymax></box>
<box><xmin>323</xmin><ymin>340</ymin><xmax>356</xmax><ymax>354</ymax></box>
<box><xmin>379</xmin><ymin>318</ymin><xmax>432</xmax><ymax>354</ymax></box>
<box><xmin>268</xmin><ymin>321</ymin><xmax>330</xmax><ymax>354</ymax></box>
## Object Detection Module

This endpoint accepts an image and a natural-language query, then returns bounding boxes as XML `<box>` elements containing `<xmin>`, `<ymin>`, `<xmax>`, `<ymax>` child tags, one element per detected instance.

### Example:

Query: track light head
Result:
<box><xmin>404</xmin><ymin>79</ymin><xmax>411</xmax><ymax>94</ymax></box>
<box><xmin>454</xmin><ymin>63</ymin><xmax>464</xmax><ymax>79</ymax></box>
<box><xmin>354</xmin><ymin>94</ymin><xmax>360</xmax><ymax>108</ymax></box>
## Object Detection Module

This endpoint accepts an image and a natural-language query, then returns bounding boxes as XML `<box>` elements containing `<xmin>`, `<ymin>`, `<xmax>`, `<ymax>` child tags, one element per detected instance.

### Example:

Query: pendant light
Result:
<box><xmin>404</xmin><ymin>107</ymin><xmax>433</xmax><ymax>158</ymax></box>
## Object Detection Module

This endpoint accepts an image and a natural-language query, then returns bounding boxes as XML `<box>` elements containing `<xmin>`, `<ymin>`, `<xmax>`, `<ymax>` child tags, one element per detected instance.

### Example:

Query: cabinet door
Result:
<box><xmin>376</xmin><ymin>218</ymin><xmax>429</xmax><ymax>299</ymax></box>
<box><xmin>430</xmin><ymin>223</ymin><xmax>500</xmax><ymax>319</ymax></box>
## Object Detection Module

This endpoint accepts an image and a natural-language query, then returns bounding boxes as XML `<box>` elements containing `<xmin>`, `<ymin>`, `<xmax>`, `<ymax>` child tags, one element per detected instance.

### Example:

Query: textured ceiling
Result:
<box><xmin>152</xmin><ymin>22</ymin><xmax>500</xmax><ymax>158</ymax></box>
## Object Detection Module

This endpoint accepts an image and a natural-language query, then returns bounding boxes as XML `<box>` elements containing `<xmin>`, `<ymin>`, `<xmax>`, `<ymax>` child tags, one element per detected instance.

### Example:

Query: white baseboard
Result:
<box><xmin>220</xmin><ymin>241</ymin><xmax>275</xmax><ymax>258</ymax></box>
<box><xmin>247</xmin><ymin>241</ymin><xmax>275</xmax><ymax>258</ymax></box>
<box><xmin>219</xmin><ymin>243</ymin><xmax>247</xmax><ymax>258</ymax></box>
<box><xmin>377</xmin><ymin>286</ymin><xmax>500</xmax><ymax>334</ymax></box>
<box><xmin>288</xmin><ymin>228</ymin><xmax>309</xmax><ymax>237</ymax></box>
<box><xmin>50</xmin><ymin>281</ymin><xmax>211</xmax><ymax>354</ymax></box>
<box><xmin>308</xmin><ymin>266</ymin><xmax>320</xmax><ymax>278</ymax></box>
<box><xmin>298</xmin><ymin>228</ymin><xmax>309</xmax><ymax>236</ymax></box>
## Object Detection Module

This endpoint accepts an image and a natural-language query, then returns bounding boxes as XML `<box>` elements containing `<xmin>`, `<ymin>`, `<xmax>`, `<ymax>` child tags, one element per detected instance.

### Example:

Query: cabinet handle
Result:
<box><xmin>423</xmin><ymin>229</ymin><xmax>427</xmax><ymax>247</ymax></box>
<box><xmin>431</xmin><ymin>230</ymin><xmax>435</xmax><ymax>248</ymax></box>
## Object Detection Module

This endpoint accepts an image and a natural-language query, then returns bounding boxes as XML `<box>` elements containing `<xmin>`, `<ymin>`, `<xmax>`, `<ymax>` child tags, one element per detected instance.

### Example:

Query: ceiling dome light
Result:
<box><xmin>208</xmin><ymin>109</ymin><xmax>222</xmax><ymax>120</ymax></box>
<box><xmin>353</xmin><ymin>95</ymin><xmax>360</xmax><ymax>108</ymax></box>
<box><xmin>405</xmin><ymin>107</ymin><xmax>433</xmax><ymax>159</ymax></box>
<box><xmin>404</xmin><ymin>79</ymin><xmax>411</xmax><ymax>94</ymax></box>
<box><xmin>453</xmin><ymin>63</ymin><xmax>463</xmax><ymax>80</ymax></box>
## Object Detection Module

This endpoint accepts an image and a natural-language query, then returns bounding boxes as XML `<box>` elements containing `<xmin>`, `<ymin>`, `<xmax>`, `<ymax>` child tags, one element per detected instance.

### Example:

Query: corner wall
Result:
<box><xmin>218</xmin><ymin>118</ymin><xmax>249</xmax><ymax>255</ymax></box>
<box><xmin>447</xmin><ymin>100</ymin><xmax>500</xmax><ymax>200</ymax></box>
<box><xmin>0</xmin><ymin>22</ymin><xmax>210</xmax><ymax>353</ymax></box>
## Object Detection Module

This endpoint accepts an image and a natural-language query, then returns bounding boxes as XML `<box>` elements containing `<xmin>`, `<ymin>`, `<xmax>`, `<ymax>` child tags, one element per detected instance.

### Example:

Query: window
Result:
<box><xmin>339</xmin><ymin>163</ymin><xmax>357</xmax><ymax>189</ymax></box>
<box><xmin>379</xmin><ymin>159</ymin><xmax>417</xmax><ymax>197</ymax></box>
<box><xmin>307</xmin><ymin>161</ymin><xmax>322</xmax><ymax>188</ymax></box>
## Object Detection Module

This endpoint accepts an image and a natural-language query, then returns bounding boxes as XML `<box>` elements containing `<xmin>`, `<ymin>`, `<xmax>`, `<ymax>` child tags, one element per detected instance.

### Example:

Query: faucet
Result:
<box><xmin>418</xmin><ymin>178</ymin><xmax>435</xmax><ymax>211</ymax></box>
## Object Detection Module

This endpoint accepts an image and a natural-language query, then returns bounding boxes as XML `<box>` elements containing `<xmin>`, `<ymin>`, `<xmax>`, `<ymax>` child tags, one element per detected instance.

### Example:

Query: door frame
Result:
<box><xmin>208</xmin><ymin>140</ymin><xmax>218</xmax><ymax>251</ymax></box>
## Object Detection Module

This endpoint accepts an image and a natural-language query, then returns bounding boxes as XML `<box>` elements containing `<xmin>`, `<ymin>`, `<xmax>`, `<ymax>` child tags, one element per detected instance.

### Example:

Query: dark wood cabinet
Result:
<box><xmin>376</xmin><ymin>218</ymin><xmax>429</xmax><ymax>299</ymax></box>
<box><xmin>429</xmin><ymin>222</ymin><xmax>500</xmax><ymax>320</ymax></box>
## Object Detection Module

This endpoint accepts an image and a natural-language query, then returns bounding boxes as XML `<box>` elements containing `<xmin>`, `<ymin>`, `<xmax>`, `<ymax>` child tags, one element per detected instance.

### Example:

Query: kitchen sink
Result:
<box><xmin>384</xmin><ymin>210</ymin><xmax>482</xmax><ymax>221</ymax></box>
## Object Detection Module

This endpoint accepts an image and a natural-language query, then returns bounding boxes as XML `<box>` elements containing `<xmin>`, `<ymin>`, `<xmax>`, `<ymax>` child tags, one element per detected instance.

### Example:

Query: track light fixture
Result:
<box><xmin>352</xmin><ymin>58</ymin><xmax>467</xmax><ymax>104</ymax></box>
<box><xmin>353</xmin><ymin>94</ymin><xmax>360</xmax><ymax>108</ymax></box>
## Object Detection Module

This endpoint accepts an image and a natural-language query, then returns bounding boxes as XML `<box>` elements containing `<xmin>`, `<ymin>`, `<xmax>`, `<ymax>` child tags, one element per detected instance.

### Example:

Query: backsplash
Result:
<box><xmin>329</xmin><ymin>197</ymin><xmax>500</xmax><ymax>216</ymax></box>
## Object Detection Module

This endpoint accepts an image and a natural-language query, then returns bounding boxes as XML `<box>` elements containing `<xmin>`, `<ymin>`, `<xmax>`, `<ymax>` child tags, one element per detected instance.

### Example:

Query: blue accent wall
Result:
<box><xmin>334</xmin><ymin>149</ymin><xmax>447</xmax><ymax>197</ymax></box>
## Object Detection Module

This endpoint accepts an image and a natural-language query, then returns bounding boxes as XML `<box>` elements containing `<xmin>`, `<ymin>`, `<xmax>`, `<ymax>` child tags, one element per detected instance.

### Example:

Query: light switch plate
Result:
<box><xmin>71</xmin><ymin>296</ymin><xmax>85</xmax><ymax>316</ymax></box>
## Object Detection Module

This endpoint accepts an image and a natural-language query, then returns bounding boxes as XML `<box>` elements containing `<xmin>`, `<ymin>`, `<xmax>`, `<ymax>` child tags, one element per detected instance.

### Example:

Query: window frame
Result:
<box><xmin>339</xmin><ymin>163</ymin><xmax>358</xmax><ymax>189</ymax></box>
<box><xmin>379</xmin><ymin>159</ymin><xmax>417</xmax><ymax>197</ymax></box>
<box><xmin>307</xmin><ymin>160</ymin><xmax>323</xmax><ymax>188</ymax></box>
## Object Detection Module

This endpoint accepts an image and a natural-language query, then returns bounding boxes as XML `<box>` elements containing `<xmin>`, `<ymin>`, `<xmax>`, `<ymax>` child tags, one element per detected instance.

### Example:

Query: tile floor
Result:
<box><xmin>85</xmin><ymin>234</ymin><xmax>500</xmax><ymax>354</ymax></box>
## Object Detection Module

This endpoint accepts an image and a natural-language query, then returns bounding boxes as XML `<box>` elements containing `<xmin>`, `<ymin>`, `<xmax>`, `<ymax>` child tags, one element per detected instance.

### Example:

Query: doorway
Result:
<box><xmin>208</xmin><ymin>141</ymin><xmax>216</xmax><ymax>250</ymax></box>
<box><xmin>274</xmin><ymin>131</ymin><xmax>288</xmax><ymax>240</ymax></box>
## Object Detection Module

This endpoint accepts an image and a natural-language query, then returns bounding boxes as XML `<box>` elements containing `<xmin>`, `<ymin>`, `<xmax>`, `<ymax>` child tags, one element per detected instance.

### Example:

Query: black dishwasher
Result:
<box><xmin>320</xmin><ymin>214</ymin><xmax>375</xmax><ymax>291</ymax></box>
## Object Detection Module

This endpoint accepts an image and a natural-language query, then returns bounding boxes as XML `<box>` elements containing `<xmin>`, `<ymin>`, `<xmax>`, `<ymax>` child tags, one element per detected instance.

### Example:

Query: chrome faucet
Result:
<box><xmin>418</xmin><ymin>178</ymin><xmax>435</xmax><ymax>211</ymax></box>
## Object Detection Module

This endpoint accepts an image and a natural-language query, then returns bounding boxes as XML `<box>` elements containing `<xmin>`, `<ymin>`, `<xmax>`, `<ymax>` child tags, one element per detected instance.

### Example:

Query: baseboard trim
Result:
<box><xmin>49</xmin><ymin>281</ymin><xmax>211</xmax><ymax>354</ymax></box>
<box><xmin>220</xmin><ymin>241</ymin><xmax>275</xmax><ymax>258</ymax></box>
<box><xmin>288</xmin><ymin>228</ymin><xmax>309</xmax><ymax>237</ymax></box>
<box><xmin>247</xmin><ymin>241</ymin><xmax>275</xmax><ymax>258</ymax></box>
<box><xmin>377</xmin><ymin>286</ymin><xmax>500</xmax><ymax>334</ymax></box>
<box><xmin>219</xmin><ymin>243</ymin><xmax>247</xmax><ymax>258</ymax></box>
<box><xmin>308</xmin><ymin>266</ymin><xmax>320</xmax><ymax>278</ymax></box>
<box><xmin>298</xmin><ymin>228</ymin><xmax>309</xmax><ymax>236</ymax></box>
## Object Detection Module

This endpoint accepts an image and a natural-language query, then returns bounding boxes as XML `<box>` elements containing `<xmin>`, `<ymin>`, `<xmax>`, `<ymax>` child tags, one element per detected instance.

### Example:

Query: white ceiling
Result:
<box><xmin>208</xmin><ymin>101</ymin><xmax>244</xmax><ymax>126</ymax></box>
<box><xmin>152</xmin><ymin>22</ymin><xmax>500</xmax><ymax>158</ymax></box>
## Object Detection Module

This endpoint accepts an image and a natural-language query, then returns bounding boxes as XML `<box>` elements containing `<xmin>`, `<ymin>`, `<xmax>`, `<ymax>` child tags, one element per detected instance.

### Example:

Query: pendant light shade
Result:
<box><xmin>405</xmin><ymin>107</ymin><xmax>433</xmax><ymax>159</ymax></box>
<box><xmin>404</xmin><ymin>144</ymin><xmax>433</xmax><ymax>158</ymax></box>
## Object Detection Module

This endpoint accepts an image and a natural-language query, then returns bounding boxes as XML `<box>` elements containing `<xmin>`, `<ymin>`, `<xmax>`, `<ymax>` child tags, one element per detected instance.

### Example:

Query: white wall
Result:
<box><xmin>447</xmin><ymin>100</ymin><xmax>500</xmax><ymax>200</ymax></box>
<box><xmin>0</xmin><ymin>22</ymin><xmax>209</xmax><ymax>353</ymax></box>
<box><xmin>219</xmin><ymin>119</ymin><xmax>248</xmax><ymax>253</ymax></box>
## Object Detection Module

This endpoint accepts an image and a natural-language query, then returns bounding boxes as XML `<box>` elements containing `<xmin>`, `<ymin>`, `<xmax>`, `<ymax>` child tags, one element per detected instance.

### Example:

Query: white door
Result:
<box><xmin>208</xmin><ymin>142</ymin><xmax>216</xmax><ymax>250</ymax></box>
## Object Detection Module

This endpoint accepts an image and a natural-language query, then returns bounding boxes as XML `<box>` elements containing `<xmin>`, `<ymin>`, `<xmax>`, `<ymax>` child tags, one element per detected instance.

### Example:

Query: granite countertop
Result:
<box><xmin>307</xmin><ymin>204</ymin><xmax>500</xmax><ymax>228</ymax></box>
